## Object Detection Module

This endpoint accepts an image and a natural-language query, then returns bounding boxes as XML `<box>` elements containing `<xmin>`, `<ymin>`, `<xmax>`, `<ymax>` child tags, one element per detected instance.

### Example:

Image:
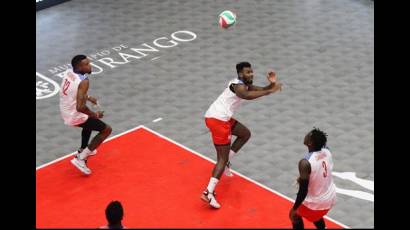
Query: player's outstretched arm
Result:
<box><xmin>233</xmin><ymin>84</ymin><xmax>272</xmax><ymax>100</ymax></box>
<box><xmin>248</xmin><ymin>83</ymin><xmax>274</xmax><ymax>91</ymax></box>
<box><xmin>248</xmin><ymin>70</ymin><xmax>282</xmax><ymax>92</ymax></box>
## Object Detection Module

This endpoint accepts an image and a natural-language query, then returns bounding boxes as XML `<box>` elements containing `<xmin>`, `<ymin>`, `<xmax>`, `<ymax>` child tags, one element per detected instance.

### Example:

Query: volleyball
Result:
<box><xmin>219</xmin><ymin>10</ymin><xmax>236</xmax><ymax>29</ymax></box>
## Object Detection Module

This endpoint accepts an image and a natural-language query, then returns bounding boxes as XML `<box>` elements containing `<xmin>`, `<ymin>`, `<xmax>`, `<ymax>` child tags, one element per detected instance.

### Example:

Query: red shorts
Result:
<box><xmin>296</xmin><ymin>204</ymin><xmax>330</xmax><ymax>222</ymax></box>
<box><xmin>205</xmin><ymin>117</ymin><xmax>237</xmax><ymax>145</ymax></box>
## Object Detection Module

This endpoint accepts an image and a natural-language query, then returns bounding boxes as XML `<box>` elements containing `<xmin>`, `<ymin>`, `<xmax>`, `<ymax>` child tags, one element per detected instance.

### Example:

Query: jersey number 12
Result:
<box><xmin>62</xmin><ymin>79</ymin><xmax>71</xmax><ymax>96</ymax></box>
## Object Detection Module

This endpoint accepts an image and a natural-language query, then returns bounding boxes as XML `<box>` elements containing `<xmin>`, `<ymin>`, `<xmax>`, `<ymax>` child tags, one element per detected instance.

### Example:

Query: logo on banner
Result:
<box><xmin>36</xmin><ymin>30</ymin><xmax>198</xmax><ymax>100</ymax></box>
<box><xmin>36</xmin><ymin>72</ymin><xmax>60</xmax><ymax>100</ymax></box>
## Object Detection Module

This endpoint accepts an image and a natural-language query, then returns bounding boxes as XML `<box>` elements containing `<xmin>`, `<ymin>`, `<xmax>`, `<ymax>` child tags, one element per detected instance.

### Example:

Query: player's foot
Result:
<box><xmin>71</xmin><ymin>156</ymin><xmax>91</xmax><ymax>175</ymax></box>
<box><xmin>88</xmin><ymin>149</ymin><xmax>97</xmax><ymax>156</ymax></box>
<box><xmin>201</xmin><ymin>189</ymin><xmax>221</xmax><ymax>209</ymax></box>
<box><xmin>77</xmin><ymin>148</ymin><xmax>97</xmax><ymax>158</ymax></box>
<box><xmin>224</xmin><ymin>161</ymin><xmax>233</xmax><ymax>177</ymax></box>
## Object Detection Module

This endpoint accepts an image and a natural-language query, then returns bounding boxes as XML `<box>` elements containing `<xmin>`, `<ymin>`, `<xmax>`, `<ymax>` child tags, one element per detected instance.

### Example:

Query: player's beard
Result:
<box><xmin>244</xmin><ymin>79</ymin><xmax>253</xmax><ymax>85</ymax></box>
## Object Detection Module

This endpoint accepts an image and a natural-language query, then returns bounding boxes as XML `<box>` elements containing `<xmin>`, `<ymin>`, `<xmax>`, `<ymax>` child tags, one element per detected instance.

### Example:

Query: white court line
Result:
<box><xmin>36</xmin><ymin>125</ymin><xmax>350</xmax><ymax>228</ymax></box>
<box><xmin>152</xmin><ymin>117</ymin><xmax>162</xmax><ymax>123</ymax></box>
<box><xmin>141</xmin><ymin>126</ymin><xmax>350</xmax><ymax>229</ymax></box>
<box><xmin>332</xmin><ymin>171</ymin><xmax>374</xmax><ymax>192</ymax></box>
<box><xmin>36</xmin><ymin>125</ymin><xmax>144</xmax><ymax>170</ymax></box>
<box><xmin>151</xmin><ymin>56</ymin><xmax>161</xmax><ymax>61</ymax></box>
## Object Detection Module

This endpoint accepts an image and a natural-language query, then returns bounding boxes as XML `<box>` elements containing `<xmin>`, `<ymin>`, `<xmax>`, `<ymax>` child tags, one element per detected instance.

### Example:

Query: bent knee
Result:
<box><xmin>244</xmin><ymin>129</ymin><xmax>251</xmax><ymax>139</ymax></box>
<box><xmin>104</xmin><ymin>125</ymin><xmax>112</xmax><ymax>134</ymax></box>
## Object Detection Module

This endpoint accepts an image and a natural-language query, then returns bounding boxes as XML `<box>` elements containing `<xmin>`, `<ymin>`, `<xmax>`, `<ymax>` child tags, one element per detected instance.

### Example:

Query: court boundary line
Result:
<box><xmin>141</xmin><ymin>126</ymin><xmax>350</xmax><ymax>229</ymax></box>
<box><xmin>36</xmin><ymin>125</ymin><xmax>350</xmax><ymax>228</ymax></box>
<box><xmin>36</xmin><ymin>125</ymin><xmax>144</xmax><ymax>170</ymax></box>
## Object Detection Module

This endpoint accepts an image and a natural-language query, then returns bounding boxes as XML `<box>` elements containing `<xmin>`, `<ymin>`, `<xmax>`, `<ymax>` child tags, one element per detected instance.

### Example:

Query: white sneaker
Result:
<box><xmin>76</xmin><ymin>149</ymin><xmax>97</xmax><ymax>159</ymax></box>
<box><xmin>201</xmin><ymin>190</ymin><xmax>221</xmax><ymax>209</ymax></box>
<box><xmin>88</xmin><ymin>149</ymin><xmax>97</xmax><ymax>156</ymax></box>
<box><xmin>224</xmin><ymin>161</ymin><xmax>233</xmax><ymax>177</ymax></box>
<box><xmin>70</xmin><ymin>157</ymin><xmax>91</xmax><ymax>175</ymax></box>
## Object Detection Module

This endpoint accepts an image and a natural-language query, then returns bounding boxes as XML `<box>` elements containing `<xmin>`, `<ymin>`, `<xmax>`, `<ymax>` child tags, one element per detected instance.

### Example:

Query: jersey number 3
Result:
<box><xmin>62</xmin><ymin>79</ymin><xmax>71</xmax><ymax>96</ymax></box>
<box><xmin>322</xmin><ymin>161</ymin><xmax>328</xmax><ymax>178</ymax></box>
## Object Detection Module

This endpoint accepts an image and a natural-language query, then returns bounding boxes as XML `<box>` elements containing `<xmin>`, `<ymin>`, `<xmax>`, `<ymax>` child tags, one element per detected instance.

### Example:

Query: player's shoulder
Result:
<box><xmin>229</xmin><ymin>78</ymin><xmax>244</xmax><ymax>85</ymax></box>
<box><xmin>228</xmin><ymin>78</ymin><xmax>245</xmax><ymax>89</ymax></box>
<box><xmin>322</xmin><ymin>147</ymin><xmax>332</xmax><ymax>156</ymax></box>
<box><xmin>228</xmin><ymin>78</ymin><xmax>246</xmax><ymax>93</ymax></box>
<box><xmin>78</xmin><ymin>73</ymin><xmax>88</xmax><ymax>81</ymax></box>
<box><xmin>64</xmin><ymin>69</ymin><xmax>88</xmax><ymax>81</ymax></box>
<box><xmin>63</xmin><ymin>69</ymin><xmax>74</xmax><ymax>80</ymax></box>
<box><xmin>298</xmin><ymin>158</ymin><xmax>311</xmax><ymax>174</ymax></box>
<box><xmin>299</xmin><ymin>158</ymin><xmax>310</xmax><ymax>165</ymax></box>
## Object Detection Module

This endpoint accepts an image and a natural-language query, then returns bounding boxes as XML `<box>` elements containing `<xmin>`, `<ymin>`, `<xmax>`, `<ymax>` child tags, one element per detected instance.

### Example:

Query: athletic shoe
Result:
<box><xmin>224</xmin><ymin>161</ymin><xmax>233</xmax><ymax>177</ymax></box>
<box><xmin>201</xmin><ymin>189</ymin><xmax>221</xmax><ymax>209</ymax></box>
<box><xmin>77</xmin><ymin>148</ymin><xmax>97</xmax><ymax>158</ymax></box>
<box><xmin>88</xmin><ymin>149</ymin><xmax>97</xmax><ymax>156</ymax></box>
<box><xmin>70</xmin><ymin>157</ymin><xmax>91</xmax><ymax>175</ymax></box>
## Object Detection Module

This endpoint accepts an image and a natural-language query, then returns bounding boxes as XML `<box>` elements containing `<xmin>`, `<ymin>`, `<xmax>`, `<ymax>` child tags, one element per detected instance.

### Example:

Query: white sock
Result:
<box><xmin>79</xmin><ymin>147</ymin><xmax>92</xmax><ymax>160</ymax></box>
<box><xmin>207</xmin><ymin>177</ymin><xmax>219</xmax><ymax>193</ymax></box>
<box><xmin>229</xmin><ymin>150</ymin><xmax>236</xmax><ymax>159</ymax></box>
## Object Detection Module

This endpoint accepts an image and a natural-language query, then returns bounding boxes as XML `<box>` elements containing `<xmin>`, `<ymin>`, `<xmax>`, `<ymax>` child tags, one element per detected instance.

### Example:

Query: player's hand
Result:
<box><xmin>87</xmin><ymin>96</ymin><xmax>98</xmax><ymax>105</ymax></box>
<box><xmin>267</xmin><ymin>70</ymin><xmax>277</xmax><ymax>83</ymax></box>
<box><xmin>269</xmin><ymin>82</ymin><xmax>282</xmax><ymax>93</ymax></box>
<box><xmin>96</xmin><ymin>111</ymin><xmax>104</xmax><ymax>118</ymax></box>
<box><xmin>293</xmin><ymin>177</ymin><xmax>300</xmax><ymax>187</ymax></box>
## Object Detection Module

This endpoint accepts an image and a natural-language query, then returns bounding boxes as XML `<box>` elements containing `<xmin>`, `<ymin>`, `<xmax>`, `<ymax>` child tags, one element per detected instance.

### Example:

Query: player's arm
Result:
<box><xmin>76</xmin><ymin>80</ymin><xmax>99</xmax><ymax>118</ymax></box>
<box><xmin>249</xmin><ymin>70</ymin><xmax>279</xmax><ymax>91</ymax></box>
<box><xmin>248</xmin><ymin>83</ymin><xmax>275</xmax><ymax>91</ymax></box>
<box><xmin>233</xmin><ymin>84</ymin><xmax>272</xmax><ymax>100</ymax></box>
<box><xmin>292</xmin><ymin>159</ymin><xmax>311</xmax><ymax>210</ymax></box>
<box><xmin>87</xmin><ymin>95</ymin><xmax>98</xmax><ymax>104</ymax></box>
<box><xmin>234</xmin><ymin>82</ymin><xmax>282</xmax><ymax>100</ymax></box>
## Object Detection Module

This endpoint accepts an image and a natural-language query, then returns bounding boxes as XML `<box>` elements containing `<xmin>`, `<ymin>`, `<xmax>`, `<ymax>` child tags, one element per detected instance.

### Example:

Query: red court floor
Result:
<box><xmin>36</xmin><ymin>126</ymin><xmax>345</xmax><ymax>228</ymax></box>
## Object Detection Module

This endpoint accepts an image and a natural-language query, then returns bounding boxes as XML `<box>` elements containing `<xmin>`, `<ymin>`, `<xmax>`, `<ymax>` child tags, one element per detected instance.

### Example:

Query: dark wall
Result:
<box><xmin>36</xmin><ymin>0</ymin><xmax>71</xmax><ymax>11</ymax></box>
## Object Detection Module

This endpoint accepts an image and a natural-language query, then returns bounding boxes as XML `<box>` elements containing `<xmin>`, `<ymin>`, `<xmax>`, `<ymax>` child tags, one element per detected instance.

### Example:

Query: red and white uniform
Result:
<box><xmin>205</xmin><ymin>78</ymin><xmax>246</xmax><ymax>121</ymax></box>
<box><xmin>204</xmin><ymin>78</ymin><xmax>246</xmax><ymax>145</ymax></box>
<box><xmin>296</xmin><ymin>148</ymin><xmax>336</xmax><ymax>222</ymax></box>
<box><xmin>303</xmin><ymin>148</ymin><xmax>337</xmax><ymax>210</ymax></box>
<box><xmin>59</xmin><ymin>69</ymin><xmax>89</xmax><ymax>126</ymax></box>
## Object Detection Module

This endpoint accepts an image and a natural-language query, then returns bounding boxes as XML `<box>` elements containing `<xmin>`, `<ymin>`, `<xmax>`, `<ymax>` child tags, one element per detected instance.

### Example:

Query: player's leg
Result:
<box><xmin>84</xmin><ymin>118</ymin><xmax>112</xmax><ymax>152</ymax></box>
<box><xmin>202</xmin><ymin>118</ymin><xmax>231</xmax><ymax>208</ymax></box>
<box><xmin>212</xmin><ymin>144</ymin><xmax>231</xmax><ymax>179</ymax></box>
<box><xmin>290</xmin><ymin>214</ymin><xmax>304</xmax><ymax>229</ymax></box>
<box><xmin>77</xmin><ymin>127</ymin><xmax>99</xmax><ymax>158</ymax></box>
<box><xmin>298</xmin><ymin>204</ymin><xmax>328</xmax><ymax>229</ymax></box>
<box><xmin>230</xmin><ymin>120</ymin><xmax>251</xmax><ymax>153</ymax></box>
<box><xmin>79</xmin><ymin>128</ymin><xmax>92</xmax><ymax>151</ymax></box>
<box><xmin>223</xmin><ymin>119</ymin><xmax>251</xmax><ymax>176</ymax></box>
<box><xmin>71</xmin><ymin>118</ymin><xmax>111</xmax><ymax>174</ymax></box>
<box><xmin>71</xmin><ymin>119</ymin><xmax>96</xmax><ymax>174</ymax></box>
<box><xmin>77</xmin><ymin>118</ymin><xmax>111</xmax><ymax>156</ymax></box>
<box><xmin>313</xmin><ymin>218</ymin><xmax>325</xmax><ymax>229</ymax></box>
<box><xmin>201</xmin><ymin>143</ymin><xmax>229</xmax><ymax>208</ymax></box>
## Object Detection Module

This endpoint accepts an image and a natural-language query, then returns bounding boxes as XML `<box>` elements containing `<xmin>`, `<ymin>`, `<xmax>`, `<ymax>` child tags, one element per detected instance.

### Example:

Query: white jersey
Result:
<box><xmin>302</xmin><ymin>148</ymin><xmax>337</xmax><ymax>210</ymax></box>
<box><xmin>205</xmin><ymin>78</ymin><xmax>247</xmax><ymax>121</ymax></box>
<box><xmin>59</xmin><ymin>69</ymin><xmax>89</xmax><ymax>126</ymax></box>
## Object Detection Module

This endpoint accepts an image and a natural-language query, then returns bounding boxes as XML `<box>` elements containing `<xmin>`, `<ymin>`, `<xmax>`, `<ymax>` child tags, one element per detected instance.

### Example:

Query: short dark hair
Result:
<box><xmin>236</xmin><ymin>62</ymin><xmax>251</xmax><ymax>74</ymax></box>
<box><xmin>71</xmin><ymin>54</ymin><xmax>87</xmax><ymax>70</ymax></box>
<box><xmin>309</xmin><ymin>127</ymin><xmax>328</xmax><ymax>151</ymax></box>
<box><xmin>105</xmin><ymin>200</ymin><xmax>123</xmax><ymax>225</ymax></box>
